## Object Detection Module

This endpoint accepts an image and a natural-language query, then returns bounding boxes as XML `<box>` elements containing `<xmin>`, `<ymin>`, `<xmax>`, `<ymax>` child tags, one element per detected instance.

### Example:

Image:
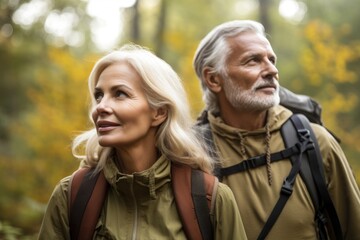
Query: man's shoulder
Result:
<box><xmin>267</xmin><ymin>105</ymin><xmax>292</xmax><ymax>130</ymax></box>
<box><xmin>309</xmin><ymin>122</ymin><xmax>338</xmax><ymax>148</ymax></box>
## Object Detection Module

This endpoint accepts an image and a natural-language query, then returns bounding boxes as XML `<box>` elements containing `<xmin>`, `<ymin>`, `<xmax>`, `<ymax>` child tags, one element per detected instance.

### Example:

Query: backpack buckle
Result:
<box><xmin>281</xmin><ymin>179</ymin><xmax>293</xmax><ymax>196</ymax></box>
<box><xmin>243</xmin><ymin>156</ymin><xmax>260</xmax><ymax>170</ymax></box>
<box><xmin>316</xmin><ymin>211</ymin><xmax>328</xmax><ymax>225</ymax></box>
<box><xmin>297</xmin><ymin>129</ymin><xmax>315</xmax><ymax>152</ymax></box>
<box><xmin>298</xmin><ymin>129</ymin><xmax>311</xmax><ymax>141</ymax></box>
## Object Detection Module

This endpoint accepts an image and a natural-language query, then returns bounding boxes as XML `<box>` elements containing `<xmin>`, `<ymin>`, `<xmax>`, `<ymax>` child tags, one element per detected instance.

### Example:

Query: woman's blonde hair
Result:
<box><xmin>72</xmin><ymin>44</ymin><xmax>214</xmax><ymax>173</ymax></box>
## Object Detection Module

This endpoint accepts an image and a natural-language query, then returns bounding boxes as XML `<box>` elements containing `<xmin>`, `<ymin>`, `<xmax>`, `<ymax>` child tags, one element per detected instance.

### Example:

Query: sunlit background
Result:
<box><xmin>9</xmin><ymin>0</ymin><xmax>308</xmax><ymax>50</ymax></box>
<box><xmin>1</xmin><ymin>0</ymin><xmax>359</xmax><ymax>238</ymax></box>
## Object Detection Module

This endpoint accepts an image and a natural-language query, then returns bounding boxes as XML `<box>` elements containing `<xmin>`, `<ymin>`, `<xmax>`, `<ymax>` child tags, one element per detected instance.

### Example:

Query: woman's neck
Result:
<box><xmin>115</xmin><ymin>145</ymin><xmax>159</xmax><ymax>174</ymax></box>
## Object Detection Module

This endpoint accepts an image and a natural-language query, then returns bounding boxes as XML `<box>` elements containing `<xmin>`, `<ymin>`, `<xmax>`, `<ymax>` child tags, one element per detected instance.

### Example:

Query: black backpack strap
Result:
<box><xmin>290</xmin><ymin>114</ymin><xmax>343</xmax><ymax>240</ymax></box>
<box><xmin>282</xmin><ymin>114</ymin><xmax>328</xmax><ymax>239</ymax></box>
<box><xmin>172</xmin><ymin>163</ymin><xmax>215</xmax><ymax>240</ymax></box>
<box><xmin>192</xmin><ymin>169</ymin><xmax>215</xmax><ymax>240</ymax></box>
<box><xmin>220</xmin><ymin>145</ymin><xmax>303</xmax><ymax>177</ymax></box>
<box><xmin>195</xmin><ymin>120</ymin><xmax>314</xmax><ymax>179</ymax></box>
<box><xmin>258</xmin><ymin>124</ymin><xmax>314</xmax><ymax>240</ymax></box>
<box><xmin>69</xmin><ymin>168</ymin><xmax>108</xmax><ymax>240</ymax></box>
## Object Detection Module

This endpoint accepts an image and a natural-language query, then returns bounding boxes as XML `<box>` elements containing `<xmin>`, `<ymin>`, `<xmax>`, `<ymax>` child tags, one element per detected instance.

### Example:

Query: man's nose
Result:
<box><xmin>262</xmin><ymin>61</ymin><xmax>279</xmax><ymax>80</ymax></box>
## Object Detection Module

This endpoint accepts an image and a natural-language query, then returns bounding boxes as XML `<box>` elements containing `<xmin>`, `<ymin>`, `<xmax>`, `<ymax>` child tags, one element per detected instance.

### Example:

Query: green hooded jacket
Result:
<box><xmin>208</xmin><ymin>105</ymin><xmax>360</xmax><ymax>240</ymax></box>
<box><xmin>38</xmin><ymin>155</ymin><xmax>247</xmax><ymax>240</ymax></box>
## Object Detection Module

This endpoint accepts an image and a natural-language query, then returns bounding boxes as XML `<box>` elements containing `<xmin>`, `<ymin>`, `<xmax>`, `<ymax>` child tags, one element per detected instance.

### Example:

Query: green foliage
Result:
<box><xmin>296</xmin><ymin>20</ymin><xmax>360</xmax><ymax>172</ymax></box>
<box><xmin>0</xmin><ymin>221</ymin><xmax>37</xmax><ymax>240</ymax></box>
<box><xmin>0</xmin><ymin>221</ymin><xmax>22</xmax><ymax>240</ymax></box>
<box><xmin>0</xmin><ymin>47</ymin><xmax>99</xmax><ymax>236</ymax></box>
<box><xmin>10</xmin><ymin>47</ymin><xmax>98</xmax><ymax>201</ymax></box>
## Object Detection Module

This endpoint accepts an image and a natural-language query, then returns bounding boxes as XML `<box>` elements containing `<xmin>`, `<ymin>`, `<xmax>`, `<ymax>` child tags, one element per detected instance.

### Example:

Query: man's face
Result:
<box><xmin>220</xmin><ymin>32</ymin><xmax>280</xmax><ymax>112</ymax></box>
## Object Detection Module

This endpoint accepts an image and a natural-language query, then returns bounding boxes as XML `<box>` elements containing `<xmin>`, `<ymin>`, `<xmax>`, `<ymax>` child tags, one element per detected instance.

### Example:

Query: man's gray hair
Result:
<box><xmin>193</xmin><ymin>20</ymin><xmax>266</xmax><ymax>112</ymax></box>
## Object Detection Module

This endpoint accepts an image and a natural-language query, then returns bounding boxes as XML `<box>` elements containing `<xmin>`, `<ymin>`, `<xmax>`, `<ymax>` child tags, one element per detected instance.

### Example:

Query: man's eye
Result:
<box><xmin>247</xmin><ymin>58</ymin><xmax>259</xmax><ymax>64</ymax></box>
<box><xmin>269</xmin><ymin>57</ymin><xmax>276</xmax><ymax>65</ymax></box>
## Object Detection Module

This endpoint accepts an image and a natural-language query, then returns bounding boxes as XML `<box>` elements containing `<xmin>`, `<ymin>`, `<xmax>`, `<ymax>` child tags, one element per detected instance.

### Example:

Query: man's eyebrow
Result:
<box><xmin>241</xmin><ymin>52</ymin><xmax>262</xmax><ymax>59</ymax></box>
<box><xmin>243</xmin><ymin>52</ymin><xmax>277</xmax><ymax>60</ymax></box>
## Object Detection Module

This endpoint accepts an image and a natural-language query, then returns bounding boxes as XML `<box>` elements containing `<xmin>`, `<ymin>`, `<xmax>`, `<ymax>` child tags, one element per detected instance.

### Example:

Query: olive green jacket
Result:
<box><xmin>208</xmin><ymin>105</ymin><xmax>360</xmax><ymax>240</ymax></box>
<box><xmin>38</xmin><ymin>155</ymin><xmax>247</xmax><ymax>240</ymax></box>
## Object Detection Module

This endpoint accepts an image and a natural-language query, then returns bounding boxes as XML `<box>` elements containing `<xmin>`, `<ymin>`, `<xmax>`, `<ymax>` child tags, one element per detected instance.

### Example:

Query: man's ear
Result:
<box><xmin>151</xmin><ymin>106</ymin><xmax>167</xmax><ymax>127</ymax></box>
<box><xmin>203</xmin><ymin>66</ymin><xmax>222</xmax><ymax>93</ymax></box>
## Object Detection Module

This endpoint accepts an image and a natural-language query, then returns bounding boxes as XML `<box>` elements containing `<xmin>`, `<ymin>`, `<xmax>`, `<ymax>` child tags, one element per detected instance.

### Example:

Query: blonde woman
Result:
<box><xmin>38</xmin><ymin>44</ymin><xmax>247</xmax><ymax>240</ymax></box>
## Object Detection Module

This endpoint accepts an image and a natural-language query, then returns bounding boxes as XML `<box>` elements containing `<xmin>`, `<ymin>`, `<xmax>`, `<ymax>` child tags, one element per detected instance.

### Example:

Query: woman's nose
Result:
<box><xmin>95</xmin><ymin>99</ymin><xmax>112</xmax><ymax>114</ymax></box>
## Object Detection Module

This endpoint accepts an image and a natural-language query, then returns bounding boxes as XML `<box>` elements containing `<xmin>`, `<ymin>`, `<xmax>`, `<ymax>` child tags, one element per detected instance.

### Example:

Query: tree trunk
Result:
<box><xmin>258</xmin><ymin>0</ymin><xmax>271</xmax><ymax>34</ymax></box>
<box><xmin>154</xmin><ymin>0</ymin><xmax>167</xmax><ymax>58</ymax></box>
<box><xmin>131</xmin><ymin>0</ymin><xmax>140</xmax><ymax>43</ymax></box>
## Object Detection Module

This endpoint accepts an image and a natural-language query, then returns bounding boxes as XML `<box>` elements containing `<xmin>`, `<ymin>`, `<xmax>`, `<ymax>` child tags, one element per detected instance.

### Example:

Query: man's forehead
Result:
<box><xmin>227</xmin><ymin>33</ymin><xmax>274</xmax><ymax>55</ymax></box>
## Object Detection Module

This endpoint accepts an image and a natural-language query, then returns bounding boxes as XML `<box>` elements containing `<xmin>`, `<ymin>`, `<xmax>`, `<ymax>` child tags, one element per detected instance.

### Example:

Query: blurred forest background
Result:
<box><xmin>1</xmin><ymin>0</ymin><xmax>359</xmax><ymax>238</ymax></box>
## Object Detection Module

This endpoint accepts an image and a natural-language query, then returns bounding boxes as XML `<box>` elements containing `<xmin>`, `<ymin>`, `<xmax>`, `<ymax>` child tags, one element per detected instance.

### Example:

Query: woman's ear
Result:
<box><xmin>151</xmin><ymin>106</ymin><xmax>167</xmax><ymax>127</ymax></box>
<box><xmin>203</xmin><ymin>67</ymin><xmax>222</xmax><ymax>93</ymax></box>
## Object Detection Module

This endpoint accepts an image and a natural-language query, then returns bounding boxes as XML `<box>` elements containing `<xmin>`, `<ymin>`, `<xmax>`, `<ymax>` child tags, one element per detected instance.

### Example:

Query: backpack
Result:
<box><xmin>279</xmin><ymin>87</ymin><xmax>340</xmax><ymax>143</ymax></box>
<box><xmin>194</xmin><ymin>87</ymin><xmax>343</xmax><ymax>240</ymax></box>
<box><xmin>68</xmin><ymin>163</ymin><xmax>216</xmax><ymax>240</ymax></box>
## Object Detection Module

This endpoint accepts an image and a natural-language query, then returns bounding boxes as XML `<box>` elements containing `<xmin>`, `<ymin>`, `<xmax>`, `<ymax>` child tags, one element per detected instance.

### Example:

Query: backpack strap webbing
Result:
<box><xmin>69</xmin><ymin>167</ymin><xmax>108</xmax><ymax>240</ymax></box>
<box><xmin>282</xmin><ymin>114</ymin><xmax>326</xmax><ymax>238</ymax></box>
<box><xmin>257</xmin><ymin>121</ymin><xmax>314</xmax><ymax>240</ymax></box>
<box><xmin>195</xmin><ymin>122</ymin><xmax>313</xmax><ymax>180</ymax></box>
<box><xmin>171</xmin><ymin>163</ymin><xmax>215</xmax><ymax>240</ymax></box>
<box><xmin>290</xmin><ymin>114</ymin><xmax>343</xmax><ymax>240</ymax></box>
<box><xmin>219</xmin><ymin>144</ymin><xmax>306</xmax><ymax>177</ymax></box>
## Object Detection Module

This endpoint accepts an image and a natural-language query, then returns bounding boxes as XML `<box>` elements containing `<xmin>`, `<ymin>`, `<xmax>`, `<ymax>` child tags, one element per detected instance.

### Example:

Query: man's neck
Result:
<box><xmin>219</xmin><ymin>108</ymin><xmax>268</xmax><ymax>131</ymax></box>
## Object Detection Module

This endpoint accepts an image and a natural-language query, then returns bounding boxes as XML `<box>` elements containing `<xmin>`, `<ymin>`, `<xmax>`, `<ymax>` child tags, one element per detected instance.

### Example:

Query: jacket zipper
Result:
<box><xmin>130</xmin><ymin>178</ymin><xmax>138</xmax><ymax>240</ymax></box>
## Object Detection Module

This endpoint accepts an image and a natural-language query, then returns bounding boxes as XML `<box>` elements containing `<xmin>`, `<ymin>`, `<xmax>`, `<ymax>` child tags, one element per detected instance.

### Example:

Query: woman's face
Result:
<box><xmin>91</xmin><ymin>61</ymin><xmax>161</xmax><ymax>148</ymax></box>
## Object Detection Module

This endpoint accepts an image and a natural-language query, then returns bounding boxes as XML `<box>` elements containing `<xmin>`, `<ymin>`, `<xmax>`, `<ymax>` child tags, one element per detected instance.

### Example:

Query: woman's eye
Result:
<box><xmin>115</xmin><ymin>90</ymin><xmax>127</xmax><ymax>98</ymax></box>
<box><xmin>94</xmin><ymin>92</ymin><xmax>103</xmax><ymax>102</ymax></box>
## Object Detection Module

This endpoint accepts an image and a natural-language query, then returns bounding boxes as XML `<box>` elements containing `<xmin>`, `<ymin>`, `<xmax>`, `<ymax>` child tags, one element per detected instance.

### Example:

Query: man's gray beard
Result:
<box><xmin>223</xmin><ymin>77</ymin><xmax>280</xmax><ymax>112</ymax></box>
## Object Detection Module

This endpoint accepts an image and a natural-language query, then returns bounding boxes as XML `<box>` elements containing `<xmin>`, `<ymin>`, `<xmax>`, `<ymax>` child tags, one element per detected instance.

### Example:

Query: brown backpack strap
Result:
<box><xmin>171</xmin><ymin>163</ymin><xmax>215</xmax><ymax>240</ymax></box>
<box><xmin>69</xmin><ymin>168</ymin><xmax>108</xmax><ymax>240</ymax></box>
<box><xmin>69</xmin><ymin>164</ymin><xmax>215</xmax><ymax>240</ymax></box>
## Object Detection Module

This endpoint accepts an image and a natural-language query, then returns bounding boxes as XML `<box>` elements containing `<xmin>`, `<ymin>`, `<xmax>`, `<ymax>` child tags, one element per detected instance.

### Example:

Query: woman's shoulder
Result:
<box><xmin>215</xmin><ymin>181</ymin><xmax>237</xmax><ymax>203</ymax></box>
<box><xmin>47</xmin><ymin>174</ymin><xmax>73</xmax><ymax>203</ymax></box>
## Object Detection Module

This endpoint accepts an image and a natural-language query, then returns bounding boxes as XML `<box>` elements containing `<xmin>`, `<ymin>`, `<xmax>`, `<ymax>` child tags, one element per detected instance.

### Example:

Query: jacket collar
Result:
<box><xmin>103</xmin><ymin>154</ymin><xmax>171</xmax><ymax>199</ymax></box>
<box><xmin>208</xmin><ymin>105</ymin><xmax>292</xmax><ymax>138</ymax></box>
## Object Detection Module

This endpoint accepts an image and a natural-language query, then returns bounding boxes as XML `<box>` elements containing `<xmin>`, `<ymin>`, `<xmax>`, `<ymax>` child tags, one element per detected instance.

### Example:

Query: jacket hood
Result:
<box><xmin>209</xmin><ymin>105</ymin><xmax>292</xmax><ymax>138</ymax></box>
<box><xmin>103</xmin><ymin>154</ymin><xmax>171</xmax><ymax>199</ymax></box>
